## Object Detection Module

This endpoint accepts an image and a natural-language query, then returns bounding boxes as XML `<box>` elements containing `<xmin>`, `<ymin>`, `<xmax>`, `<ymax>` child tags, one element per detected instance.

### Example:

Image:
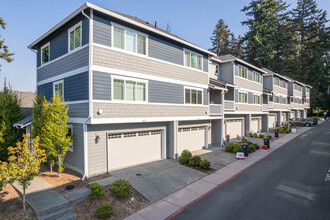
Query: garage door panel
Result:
<box><xmin>108</xmin><ymin>130</ymin><xmax>162</xmax><ymax>171</ymax></box>
<box><xmin>250</xmin><ymin>118</ymin><xmax>261</xmax><ymax>133</ymax></box>
<box><xmin>225</xmin><ymin>119</ymin><xmax>243</xmax><ymax>138</ymax></box>
<box><xmin>269</xmin><ymin>114</ymin><xmax>276</xmax><ymax>128</ymax></box>
<box><xmin>178</xmin><ymin>127</ymin><xmax>205</xmax><ymax>154</ymax></box>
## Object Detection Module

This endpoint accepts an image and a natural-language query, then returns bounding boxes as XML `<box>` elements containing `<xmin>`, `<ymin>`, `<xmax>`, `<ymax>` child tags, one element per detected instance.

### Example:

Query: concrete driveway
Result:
<box><xmin>110</xmin><ymin>160</ymin><xmax>206</xmax><ymax>202</ymax></box>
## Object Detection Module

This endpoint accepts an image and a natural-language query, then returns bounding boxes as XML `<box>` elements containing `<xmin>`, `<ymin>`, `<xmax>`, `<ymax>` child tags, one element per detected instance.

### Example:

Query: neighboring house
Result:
<box><xmin>262</xmin><ymin>68</ymin><xmax>291</xmax><ymax>128</ymax></box>
<box><xmin>13</xmin><ymin>91</ymin><xmax>35</xmax><ymax>135</ymax></box>
<box><xmin>27</xmin><ymin>3</ymin><xmax>222</xmax><ymax>177</ymax></box>
<box><xmin>211</xmin><ymin>55</ymin><xmax>268</xmax><ymax>138</ymax></box>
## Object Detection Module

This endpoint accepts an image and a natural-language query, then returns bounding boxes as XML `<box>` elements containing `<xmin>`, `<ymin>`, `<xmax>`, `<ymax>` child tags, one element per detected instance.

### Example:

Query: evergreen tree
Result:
<box><xmin>241</xmin><ymin>0</ymin><xmax>292</xmax><ymax>69</ymax></box>
<box><xmin>0</xmin><ymin>18</ymin><xmax>14</xmax><ymax>72</ymax></box>
<box><xmin>230</xmin><ymin>35</ymin><xmax>244</xmax><ymax>58</ymax></box>
<box><xmin>210</xmin><ymin>19</ymin><xmax>232</xmax><ymax>55</ymax></box>
<box><xmin>0</xmin><ymin>87</ymin><xmax>24</xmax><ymax>161</ymax></box>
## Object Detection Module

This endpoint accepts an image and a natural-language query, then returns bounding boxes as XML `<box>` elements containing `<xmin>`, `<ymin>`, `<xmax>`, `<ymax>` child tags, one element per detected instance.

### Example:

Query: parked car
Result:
<box><xmin>289</xmin><ymin>118</ymin><xmax>314</xmax><ymax>127</ymax></box>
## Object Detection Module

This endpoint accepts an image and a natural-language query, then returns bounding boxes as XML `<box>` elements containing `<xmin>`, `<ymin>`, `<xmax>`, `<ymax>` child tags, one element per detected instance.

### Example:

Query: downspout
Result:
<box><xmin>81</xmin><ymin>9</ymin><xmax>93</xmax><ymax>180</ymax></box>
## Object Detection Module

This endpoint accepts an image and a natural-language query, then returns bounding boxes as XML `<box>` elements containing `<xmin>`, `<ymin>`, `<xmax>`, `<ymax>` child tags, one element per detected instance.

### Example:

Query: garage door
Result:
<box><xmin>281</xmin><ymin>113</ymin><xmax>286</xmax><ymax>125</ymax></box>
<box><xmin>225</xmin><ymin>119</ymin><xmax>243</xmax><ymax>138</ymax></box>
<box><xmin>178</xmin><ymin>127</ymin><xmax>205</xmax><ymax>154</ymax></box>
<box><xmin>290</xmin><ymin>111</ymin><xmax>295</xmax><ymax>119</ymax></box>
<box><xmin>250</xmin><ymin>118</ymin><xmax>261</xmax><ymax>133</ymax></box>
<box><xmin>269</xmin><ymin>114</ymin><xmax>277</xmax><ymax>128</ymax></box>
<box><xmin>107</xmin><ymin>130</ymin><xmax>162</xmax><ymax>171</ymax></box>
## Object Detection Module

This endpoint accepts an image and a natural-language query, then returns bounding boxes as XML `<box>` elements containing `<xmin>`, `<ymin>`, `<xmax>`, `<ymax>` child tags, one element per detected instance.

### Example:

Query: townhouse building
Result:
<box><xmin>288</xmin><ymin>80</ymin><xmax>308</xmax><ymax>119</ymax></box>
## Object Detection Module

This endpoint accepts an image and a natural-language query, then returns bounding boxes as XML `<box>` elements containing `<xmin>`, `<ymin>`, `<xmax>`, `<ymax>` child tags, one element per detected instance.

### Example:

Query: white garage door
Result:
<box><xmin>281</xmin><ymin>113</ymin><xmax>286</xmax><ymax>125</ymax></box>
<box><xmin>269</xmin><ymin>114</ymin><xmax>277</xmax><ymax>128</ymax></box>
<box><xmin>178</xmin><ymin>127</ymin><xmax>205</xmax><ymax>154</ymax></box>
<box><xmin>107</xmin><ymin>130</ymin><xmax>162</xmax><ymax>171</ymax></box>
<box><xmin>225</xmin><ymin>119</ymin><xmax>243</xmax><ymax>138</ymax></box>
<box><xmin>250</xmin><ymin>118</ymin><xmax>261</xmax><ymax>133</ymax></box>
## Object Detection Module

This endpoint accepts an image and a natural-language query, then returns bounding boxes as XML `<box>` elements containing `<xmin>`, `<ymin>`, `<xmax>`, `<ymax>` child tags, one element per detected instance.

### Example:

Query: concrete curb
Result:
<box><xmin>124</xmin><ymin>127</ymin><xmax>313</xmax><ymax>220</ymax></box>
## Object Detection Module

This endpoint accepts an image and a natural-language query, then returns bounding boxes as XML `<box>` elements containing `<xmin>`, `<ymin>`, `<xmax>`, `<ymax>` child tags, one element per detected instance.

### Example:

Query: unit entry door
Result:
<box><xmin>107</xmin><ymin>130</ymin><xmax>162</xmax><ymax>171</ymax></box>
<box><xmin>250</xmin><ymin>118</ymin><xmax>261</xmax><ymax>133</ymax></box>
<box><xmin>225</xmin><ymin>119</ymin><xmax>243</xmax><ymax>138</ymax></box>
<box><xmin>290</xmin><ymin>111</ymin><xmax>294</xmax><ymax>119</ymax></box>
<box><xmin>281</xmin><ymin>113</ymin><xmax>286</xmax><ymax>125</ymax></box>
<box><xmin>178</xmin><ymin>127</ymin><xmax>205</xmax><ymax>155</ymax></box>
<box><xmin>269</xmin><ymin>114</ymin><xmax>277</xmax><ymax>128</ymax></box>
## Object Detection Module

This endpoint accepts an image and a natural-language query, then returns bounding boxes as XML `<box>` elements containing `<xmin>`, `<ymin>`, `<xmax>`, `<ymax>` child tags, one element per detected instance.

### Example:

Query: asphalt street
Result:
<box><xmin>172</xmin><ymin>121</ymin><xmax>330</xmax><ymax>220</ymax></box>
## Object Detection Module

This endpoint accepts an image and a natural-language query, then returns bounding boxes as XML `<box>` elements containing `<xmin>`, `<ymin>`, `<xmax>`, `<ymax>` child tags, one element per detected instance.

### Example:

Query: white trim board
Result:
<box><xmin>91</xmin><ymin>65</ymin><xmax>209</xmax><ymax>89</ymax></box>
<box><xmin>90</xmin><ymin>116</ymin><xmax>222</xmax><ymax>124</ymax></box>
<box><xmin>93</xmin><ymin>100</ymin><xmax>208</xmax><ymax>108</ymax></box>
<box><xmin>224</xmin><ymin>111</ymin><xmax>268</xmax><ymax>115</ymax></box>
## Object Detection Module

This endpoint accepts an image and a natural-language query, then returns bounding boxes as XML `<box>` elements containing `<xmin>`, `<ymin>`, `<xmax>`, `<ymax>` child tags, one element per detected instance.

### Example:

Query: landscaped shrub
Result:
<box><xmin>232</xmin><ymin>143</ymin><xmax>242</xmax><ymax>154</ymax></box>
<box><xmin>111</xmin><ymin>179</ymin><xmax>132</xmax><ymax>198</ymax></box>
<box><xmin>236</xmin><ymin>135</ymin><xmax>241</xmax><ymax>140</ymax></box>
<box><xmin>96</xmin><ymin>203</ymin><xmax>114</xmax><ymax>218</ymax></box>
<box><xmin>199</xmin><ymin>159</ymin><xmax>211</xmax><ymax>170</ymax></box>
<box><xmin>258</xmin><ymin>134</ymin><xmax>264</xmax><ymax>138</ymax></box>
<box><xmin>266</xmin><ymin>135</ymin><xmax>272</xmax><ymax>139</ymax></box>
<box><xmin>312</xmin><ymin>116</ymin><xmax>318</xmax><ymax>121</ymax></box>
<box><xmin>248</xmin><ymin>132</ymin><xmax>253</xmax><ymax>137</ymax></box>
<box><xmin>189</xmin><ymin>155</ymin><xmax>201</xmax><ymax>166</ymax></box>
<box><xmin>241</xmin><ymin>137</ymin><xmax>248</xmax><ymax>143</ymax></box>
<box><xmin>278</xmin><ymin>127</ymin><xmax>285</xmax><ymax>134</ymax></box>
<box><xmin>179</xmin><ymin>150</ymin><xmax>192</xmax><ymax>165</ymax></box>
<box><xmin>253</xmin><ymin>133</ymin><xmax>258</xmax><ymax>138</ymax></box>
<box><xmin>254</xmin><ymin>144</ymin><xmax>260</xmax><ymax>150</ymax></box>
<box><xmin>225</xmin><ymin>143</ymin><xmax>235</xmax><ymax>153</ymax></box>
<box><xmin>247</xmin><ymin>144</ymin><xmax>256</xmax><ymax>153</ymax></box>
<box><xmin>90</xmin><ymin>182</ymin><xmax>105</xmax><ymax>199</ymax></box>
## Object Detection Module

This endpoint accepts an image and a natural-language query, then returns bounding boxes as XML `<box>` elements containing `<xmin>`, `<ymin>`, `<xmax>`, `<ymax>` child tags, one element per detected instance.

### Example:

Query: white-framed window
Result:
<box><xmin>252</xmin><ymin>72</ymin><xmax>260</xmax><ymax>83</ymax></box>
<box><xmin>274</xmin><ymin>96</ymin><xmax>280</xmax><ymax>103</ymax></box>
<box><xmin>215</xmin><ymin>63</ymin><xmax>219</xmax><ymax>76</ymax></box>
<box><xmin>253</xmin><ymin>95</ymin><xmax>260</xmax><ymax>104</ymax></box>
<box><xmin>294</xmin><ymin>83</ymin><xmax>302</xmax><ymax>91</ymax></box>
<box><xmin>53</xmin><ymin>80</ymin><xmax>64</xmax><ymax>100</ymax></box>
<box><xmin>280</xmin><ymin>80</ymin><xmax>287</xmax><ymax>88</ymax></box>
<box><xmin>41</xmin><ymin>43</ymin><xmax>50</xmax><ymax>65</ymax></box>
<box><xmin>274</xmin><ymin>77</ymin><xmax>280</xmax><ymax>86</ymax></box>
<box><xmin>67</xmin><ymin>125</ymin><xmax>73</xmax><ymax>152</ymax></box>
<box><xmin>112</xmin><ymin>23</ymin><xmax>147</xmax><ymax>55</ymax></box>
<box><xmin>281</xmin><ymin>97</ymin><xmax>287</xmax><ymax>104</ymax></box>
<box><xmin>184</xmin><ymin>50</ymin><xmax>203</xmax><ymax>70</ymax></box>
<box><xmin>112</xmin><ymin>76</ymin><xmax>147</xmax><ymax>102</ymax></box>
<box><xmin>238</xmin><ymin>66</ymin><xmax>248</xmax><ymax>79</ymax></box>
<box><xmin>238</xmin><ymin>92</ymin><xmax>248</xmax><ymax>103</ymax></box>
<box><xmin>184</xmin><ymin>87</ymin><xmax>203</xmax><ymax>105</ymax></box>
<box><xmin>68</xmin><ymin>22</ymin><xmax>82</xmax><ymax>52</ymax></box>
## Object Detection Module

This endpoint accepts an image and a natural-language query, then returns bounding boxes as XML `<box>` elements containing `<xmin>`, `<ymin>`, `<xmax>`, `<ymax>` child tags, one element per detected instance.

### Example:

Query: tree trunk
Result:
<box><xmin>58</xmin><ymin>156</ymin><xmax>61</xmax><ymax>178</ymax></box>
<box><xmin>23</xmin><ymin>187</ymin><xmax>26</xmax><ymax>211</ymax></box>
<box><xmin>50</xmin><ymin>164</ymin><xmax>52</xmax><ymax>173</ymax></box>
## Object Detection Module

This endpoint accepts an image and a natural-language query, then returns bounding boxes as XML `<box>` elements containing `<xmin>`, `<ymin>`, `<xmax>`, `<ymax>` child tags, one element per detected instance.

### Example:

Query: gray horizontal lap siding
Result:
<box><xmin>234</xmin><ymin>89</ymin><xmax>238</xmax><ymax>102</ymax></box>
<box><xmin>64</xmin><ymin>123</ymin><xmax>84</xmax><ymax>172</ymax></box>
<box><xmin>248</xmin><ymin>92</ymin><xmax>253</xmax><ymax>104</ymax></box>
<box><xmin>93</xmin><ymin>15</ymin><xmax>111</xmax><ymax>47</ymax></box>
<box><xmin>37</xmin><ymin>16</ymin><xmax>89</xmax><ymax>67</ymax></box>
<box><xmin>203</xmin><ymin>88</ymin><xmax>208</xmax><ymax>105</ymax></box>
<box><xmin>93</xmin><ymin>71</ymin><xmax>111</xmax><ymax>100</ymax></box>
<box><xmin>68</xmin><ymin>103</ymin><xmax>89</xmax><ymax>118</ymax></box>
<box><xmin>37</xmin><ymin>46</ymin><xmax>89</xmax><ymax>82</ymax></box>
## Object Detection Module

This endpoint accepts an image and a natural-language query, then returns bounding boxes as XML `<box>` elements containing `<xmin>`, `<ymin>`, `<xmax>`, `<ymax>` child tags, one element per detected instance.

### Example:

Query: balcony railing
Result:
<box><xmin>209</xmin><ymin>104</ymin><xmax>223</xmax><ymax>115</ymax></box>
<box><xmin>262</xmin><ymin>104</ymin><xmax>268</xmax><ymax>111</ymax></box>
<box><xmin>269</xmin><ymin>102</ymin><xmax>274</xmax><ymax>109</ymax></box>
<box><xmin>224</xmin><ymin>100</ymin><xmax>235</xmax><ymax>110</ymax></box>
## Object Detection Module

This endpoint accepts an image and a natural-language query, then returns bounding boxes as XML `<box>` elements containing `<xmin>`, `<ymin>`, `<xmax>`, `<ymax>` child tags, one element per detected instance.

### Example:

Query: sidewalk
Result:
<box><xmin>125</xmin><ymin>127</ymin><xmax>312</xmax><ymax>220</ymax></box>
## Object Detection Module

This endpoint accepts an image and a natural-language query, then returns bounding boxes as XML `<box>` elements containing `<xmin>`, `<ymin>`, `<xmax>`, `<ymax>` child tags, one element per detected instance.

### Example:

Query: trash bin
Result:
<box><xmin>264</xmin><ymin>138</ymin><xmax>270</xmax><ymax>149</ymax></box>
<box><xmin>241</xmin><ymin>143</ymin><xmax>248</xmax><ymax>157</ymax></box>
<box><xmin>313</xmin><ymin>120</ymin><xmax>318</xmax><ymax>125</ymax></box>
<box><xmin>274</xmin><ymin>129</ymin><xmax>279</xmax><ymax>137</ymax></box>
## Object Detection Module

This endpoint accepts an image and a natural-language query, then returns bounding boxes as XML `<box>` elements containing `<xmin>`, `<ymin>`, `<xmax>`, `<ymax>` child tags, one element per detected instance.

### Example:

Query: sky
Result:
<box><xmin>0</xmin><ymin>0</ymin><xmax>329</xmax><ymax>92</ymax></box>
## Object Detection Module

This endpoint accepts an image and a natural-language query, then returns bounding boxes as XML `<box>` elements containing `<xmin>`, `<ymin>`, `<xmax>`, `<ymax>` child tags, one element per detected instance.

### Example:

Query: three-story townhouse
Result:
<box><xmin>288</xmin><ymin>80</ymin><xmax>305</xmax><ymax>119</ymax></box>
<box><xmin>302</xmin><ymin>84</ymin><xmax>312</xmax><ymax>117</ymax></box>
<box><xmin>262</xmin><ymin>68</ymin><xmax>291</xmax><ymax>127</ymax></box>
<box><xmin>27</xmin><ymin>3</ymin><xmax>224</xmax><ymax>177</ymax></box>
<box><xmin>211</xmin><ymin>55</ymin><xmax>268</xmax><ymax>138</ymax></box>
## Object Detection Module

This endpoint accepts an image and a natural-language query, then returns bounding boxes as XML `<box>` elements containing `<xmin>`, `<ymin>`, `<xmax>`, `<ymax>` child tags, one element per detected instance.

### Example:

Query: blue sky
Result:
<box><xmin>0</xmin><ymin>0</ymin><xmax>329</xmax><ymax>92</ymax></box>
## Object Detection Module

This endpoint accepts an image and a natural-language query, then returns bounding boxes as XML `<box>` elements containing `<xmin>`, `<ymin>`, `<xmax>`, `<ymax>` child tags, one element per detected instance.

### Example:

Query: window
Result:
<box><xmin>184</xmin><ymin>51</ymin><xmax>202</xmax><ymax>70</ymax></box>
<box><xmin>238</xmin><ymin>66</ymin><xmax>248</xmax><ymax>78</ymax></box>
<box><xmin>280</xmin><ymin>81</ymin><xmax>287</xmax><ymax>88</ymax></box>
<box><xmin>253</xmin><ymin>95</ymin><xmax>260</xmax><ymax>104</ymax></box>
<box><xmin>281</xmin><ymin>97</ymin><xmax>287</xmax><ymax>104</ymax></box>
<box><xmin>185</xmin><ymin>88</ymin><xmax>203</xmax><ymax>104</ymax></box>
<box><xmin>215</xmin><ymin>64</ymin><xmax>219</xmax><ymax>75</ymax></box>
<box><xmin>113</xmin><ymin>25</ymin><xmax>147</xmax><ymax>55</ymax></box>
<box><xmin>41</xmin><ymin>43</ymin><xmax>50</xmax><ymax>65</ymax></box>
<box><xmin>294</xmin><ymin>84</ymin><xmax>302</xmax><ymax>91</ymax></box>
<box><xmin>53</xmin><ymin>81</ymin><xmax>64</xmax><ymax>99</ymax></box>
<box><xmin>275</xmin><ymin>96</ymin><xmax>280</xmax><ymax>103</ymax></box>
<box><xmin>238</xmin><ymin>92</ymin><xmax>247</xmax><ymax>103</ymax></box>
<box><xmin>112</xmin><ymin>77</ymin><xmax>147</xmax><ymax>102</ymax></box>
<box><xmin>274</xmin><ymin>78</ymin><xmax>280</xmax><ymax>86</ymax></box>
<box><xmin>69</xmin><ymin>22</ymin><xmax>82</xmax><ymax>51</ymax></box>
<box><xmin>252</xmin><ymin>72</ymin><xmax>260</xmax><ymax>83</ymax></box>
<box><xmin>67</xmin><ymin>125</ymin><xmax>73</xmax><ymax>152</ymax></box>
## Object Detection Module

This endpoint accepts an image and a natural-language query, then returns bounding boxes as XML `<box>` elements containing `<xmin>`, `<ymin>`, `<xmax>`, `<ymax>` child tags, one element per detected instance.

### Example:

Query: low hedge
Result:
<box><xmin>179</xmin><ymin>150</ymin><xmax>192</xmax><ymax>165</ymax></box>
<box><xmin>199</xmin><ymin>159</ymin><xmax>211</xmax><ymax>170</ymax></box>
<box><xmin>111</xmin><ymin>179</ymin><xmax>132</xmax><ymax>198</ymax></box>
<box><xmin>96</xmin><ymin>203</ymin><xmax>114</xmax><ymax>218</ymax></box>
<box><xmin>189</xmin><ymin>155</ymin><xmax>201</xmax><ymax>166</ymax></box>
<box><xmin>90</xmin><ymin>182</ymin><xmax>105</xmax><ymax>199</ymax></box>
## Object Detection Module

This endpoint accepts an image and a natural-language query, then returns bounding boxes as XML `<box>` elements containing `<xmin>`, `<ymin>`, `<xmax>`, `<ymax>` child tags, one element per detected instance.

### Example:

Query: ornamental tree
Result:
<box><xmin>7</xmin><ymin>134</ymin><xmax>46</xmax><ymax>211</ymax></box>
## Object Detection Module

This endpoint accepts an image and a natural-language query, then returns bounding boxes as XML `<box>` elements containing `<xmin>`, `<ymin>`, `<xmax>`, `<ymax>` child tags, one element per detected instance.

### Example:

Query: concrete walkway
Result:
<box><xmin>125</xmin><ymin>127</ymin><xmax>312</xmax><ymax>220</ymax></box>
<box><xmin>12</xmin><ymin>176</ymin><xmax>53</xmax><ymax>196</ymax></box>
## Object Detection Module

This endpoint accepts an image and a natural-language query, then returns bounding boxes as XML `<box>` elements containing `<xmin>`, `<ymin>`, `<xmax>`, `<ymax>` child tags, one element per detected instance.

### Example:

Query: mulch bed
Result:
<box><xmin>73</xmin><ymin>188</ymin><xmax>150</xmax><ymax>219</ymax></box>
<box><xmin>0</xmin><ymin>184</ymin><xmax>36</xmax><ymax>220</ymax></box>
<box><xmin>38</xmin><ymin>165</ymin><xmax>112</xmax><ymax>194</ymax></box>
<box><xmin>179</xmin><ymin>163</ymin><xmax>216</xmax><ymax>175</ymax></box>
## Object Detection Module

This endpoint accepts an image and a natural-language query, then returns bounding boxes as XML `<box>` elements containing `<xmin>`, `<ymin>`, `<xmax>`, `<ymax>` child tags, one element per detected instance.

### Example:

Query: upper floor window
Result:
<box><xmin>53</xmin><ymin>80</ymin><xmax>64</xmax><ymax>100</ymax></box>
<box><xmin>113</xmin><ymin>25</ymin><xmax>147</xmax><ymax>55</ymax></box>
<box><xmin>280</xmin><ymin>80</ymin><xmax>287</xmax><ymax>88</ymax></box>
<box><xmin>185</xmin><ymin>88</ymin><xmax>203</xmax><ymax>104</ymax></box>
<box><xmin>306</xmin><ymin>88</ymin><xmax>310</xmax><ymax>93</ymax></box>
<box><xmin>113</xmin><ymin>77</ymin><xmax>147</xmax><ymax>102</ymax></box>
<box><xmin>238</xmin><ymin>66</ymin><xmax>248</xmax><ymax>79</ymax></box>
<box><xmin>274</xmin><ymin>96</ymin><xmax>280</xmax><ymax>103</ymax></box>
<box><xmin>238</xmin><ymin>92</ymin><xmax>247</xmax><ymax>103</ymax></box>
<box><xmin>253</xmin><ymin>95</ymin><xmax>260</xmax><ymax>104</ymax></box>
<box><xmin>69</xmin><ymin>22</ymin><xmax>82</xmax><ymax>51</ymax></box>
<box><xmin>294</xmin><ymin>84</ymin><xmax>302</xmax><ymax>91</ymax></box>
<box><xmin>41</xmin><ymin>43</ymin><xmax>50</xmax><ymax>65</ymax></box>
<box><xmin>252</xmin><ymin>72</ymin><xmax>260</xmax><ymax>83</ymax></box>
<box><xmin>281</xmin><ymin>97</ymin><xmax>287</xmax><ymax>104</ymax></box>
<box><xmin>184</xmin><ymin>51</ymin><xmax>202</xmax><ymax>70</ymax></box>
<box><xmin>215</xmin><ymin>64</ymin><xmax>219</xmax><ymax>76</ymax></box>
<box><xmin>274</xmin><ymin>77</ymin><xmax>280</xmax><ymax>86</ymax></box>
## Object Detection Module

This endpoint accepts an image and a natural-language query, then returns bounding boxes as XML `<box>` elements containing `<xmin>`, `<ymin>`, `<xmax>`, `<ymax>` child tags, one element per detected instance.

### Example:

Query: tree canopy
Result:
<box><xmin>0</xmin><ymin>18</ymin><xmax>14</xmax><ymax>72</ymax></box>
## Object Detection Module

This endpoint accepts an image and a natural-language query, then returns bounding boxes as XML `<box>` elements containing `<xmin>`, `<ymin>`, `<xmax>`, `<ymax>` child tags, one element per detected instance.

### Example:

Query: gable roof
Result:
<box><xmin>262</xmin><ymin>68</ymin><xmax>292</xmax><ymax>82</ymax></box>
<box><xmin>28</xmin><ymin>2</ymin><xmax>215</xmax><ymax>56</ymax></box>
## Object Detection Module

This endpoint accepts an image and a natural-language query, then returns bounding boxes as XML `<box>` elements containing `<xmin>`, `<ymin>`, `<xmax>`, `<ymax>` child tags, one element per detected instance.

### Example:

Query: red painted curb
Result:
<box><xmin>165</xmin><ymin>128</ymin><xmax>311</xmax><ymax>220</ymax></box>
